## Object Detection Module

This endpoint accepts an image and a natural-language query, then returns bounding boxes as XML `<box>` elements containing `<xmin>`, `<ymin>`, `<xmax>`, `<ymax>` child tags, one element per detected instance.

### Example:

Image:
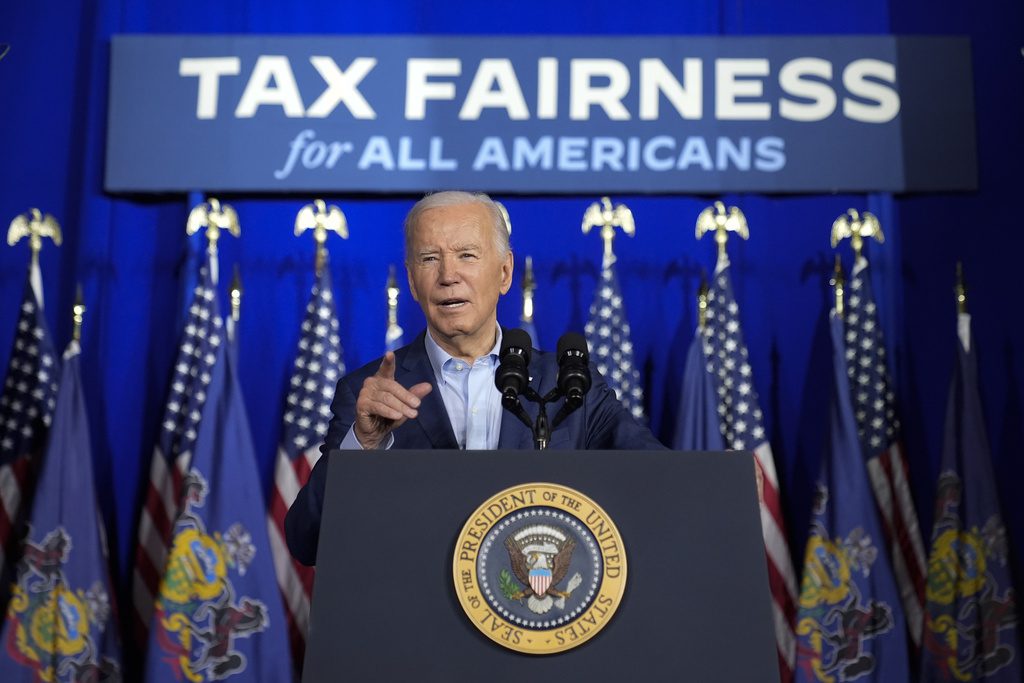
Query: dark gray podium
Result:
<box><xmin>304</xmin><ymin>450</ymin><xmax>780</xmax><ymax>682</ymax></box>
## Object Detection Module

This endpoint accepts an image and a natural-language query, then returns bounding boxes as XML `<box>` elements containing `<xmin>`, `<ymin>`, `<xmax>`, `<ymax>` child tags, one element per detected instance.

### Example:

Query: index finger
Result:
<box><xmin>376</xmin><ymin>351</ymin><xmax>396</xmax><ymax>380</ymax></box>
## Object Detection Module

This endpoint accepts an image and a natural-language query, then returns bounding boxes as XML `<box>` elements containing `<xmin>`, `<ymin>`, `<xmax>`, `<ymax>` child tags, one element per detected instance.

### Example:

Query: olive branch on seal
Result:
<box><xmin>499</xmin><ymin>569</ymin><xmax>520</xmax><ymax>601</ymax></box>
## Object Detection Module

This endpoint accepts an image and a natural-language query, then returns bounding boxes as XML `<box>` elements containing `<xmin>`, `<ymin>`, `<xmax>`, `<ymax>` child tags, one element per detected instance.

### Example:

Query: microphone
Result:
<box><xmin>553</xmin><ymin>333</ymin><xmax>591</xmax><ymax>427</ymax></box>
<box><xmin>495</xmin><ymin>328</ymin><xmax>532</xmax><ymax>401</ymax></box>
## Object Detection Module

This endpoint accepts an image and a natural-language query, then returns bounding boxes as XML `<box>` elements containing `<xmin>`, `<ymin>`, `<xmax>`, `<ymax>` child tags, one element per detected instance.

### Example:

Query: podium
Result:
<box><xmin>304</xmin><ymin>450</ymin><xmax>780</xmax><ymax>682</ymax></box>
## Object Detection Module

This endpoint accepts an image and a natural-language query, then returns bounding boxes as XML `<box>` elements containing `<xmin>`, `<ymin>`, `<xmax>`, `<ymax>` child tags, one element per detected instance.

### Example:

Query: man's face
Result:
<box><xmin>406</xmin><ymin>202</ymin><xmax>513</xmax><ymax>353</ymax></box>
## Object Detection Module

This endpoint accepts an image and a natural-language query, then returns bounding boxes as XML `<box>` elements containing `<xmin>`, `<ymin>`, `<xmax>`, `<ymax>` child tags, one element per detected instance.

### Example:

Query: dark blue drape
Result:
<box><xmin>2</xmin><ymin>0</ymin><xmax>1022</xmax><ymax>649</ymax></box>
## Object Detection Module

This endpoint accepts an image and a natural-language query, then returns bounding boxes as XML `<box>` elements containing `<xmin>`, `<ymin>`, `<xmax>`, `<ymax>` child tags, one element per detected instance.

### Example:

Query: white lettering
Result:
<box><xmin>306</xmin><ymin>57</ymin><xmax>377</xmax><ymax>119</ymax></box>
<box><xmin>642</xmin><ymin>136</ymin><xmax>675</xmax><ymax>171</ymax></box>
<box><xmin>513</xmin><ymin>136</ymin><xmax>554</xmax><ymax>170</ymax></box>
<box><xmin>592</xmin><ymin>137</ymin><xmax>625</xmax><ymax>171</ymax></box>
<box><xmin>678</xmin><ymin>137</ymin><xmax>714</xmax><ymax>170</ymax></box>
<box><xmin>396</xmin><ymin>136</ymin><xmax>426</xmax><ymax>170</ymax></box>
<box><xmin>715</xmin><ymin>58</ymin><xmax>771</xmax><ymax>120</ymax></box>
<box><xmin>570</xmin><ymin>59</ymin><xmax>631</xmax><ymax>120</ymax></box>
<box><xmin>358</xmin><ymin>136</ymin><xmax>395</xmax><ymax>170</ymax></box>
<box><xmin>754</xmin><ymin>136</ymin><xmax>786</xmax><ymax>171</ymax></box>
<box><xmin>537</xmin><ymin>58</ymin><xmax>559</xmax><ymax>119</ymax></box>
<box><xmin>180</xmin><ymin>57</ymin><xmax>241</xmax><ymax>119</ymax></box>
<box><xmin>639</xmin><ymin>58</ymin><xmax>702</xmax><ymax>120</ymax></box>
<box><xmin>779</xmin><ymin>58</ymin><xmax>836</xmax><ymax>122</ymax></box>
<box><xmin>716</xmin><ymin>136</ymin><xmax>751</xmax><ymax>170</ymax></box>
<box><xmin>459</xmin><ymin>59</ymin><xmax>529</xmax><ymax>120</ymax></box>
<box><xmin>843</xmin><ymin>59</ymin><xmax>900</xmax><ymax>123</ymax></box>
<box><xmin>406</xmin><ymin>58</ymin><xmax>461</xmax><ymax>120</ymax></box>
<box><xmin>429</xmin><ymin>137</ymin><xmax>457</xmax><ymax>170</ymax></box>
<box><xmin>235</xmin><ymin>56</ymin><xmax>305</xmax><ymax>118</ymax></box>
<box><xmin>473</xmin><ymin>137</ymin><xmax>510</xmax><ymax>170</ymax></box>
<box><xmin>558</xmin><ymin>137</ymin><xmax>589</xmax><ymax>170</ymax></box>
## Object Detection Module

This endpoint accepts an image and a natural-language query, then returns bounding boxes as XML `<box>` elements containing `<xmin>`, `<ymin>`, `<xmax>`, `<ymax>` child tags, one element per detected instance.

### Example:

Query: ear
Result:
<box><xmin>499</xmin><ymin>250</ymin><xmax>514</xmax><ymax>295</ymax></box>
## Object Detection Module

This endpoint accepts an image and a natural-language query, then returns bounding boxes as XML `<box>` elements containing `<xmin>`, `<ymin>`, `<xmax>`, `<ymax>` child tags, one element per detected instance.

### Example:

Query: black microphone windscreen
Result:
<box><xmin>557</xmin><ymin>332</ymin><xmax>588</xmax><ymax>361</ymax></box>
<box><xmin>501</xmin><ymin>328</ymin><xmax>533</xmax><ymax>364</ymax></box>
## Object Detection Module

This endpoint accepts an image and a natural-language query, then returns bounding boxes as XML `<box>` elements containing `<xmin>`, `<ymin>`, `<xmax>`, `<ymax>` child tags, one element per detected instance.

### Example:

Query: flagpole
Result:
<box><xmin>954</xmin><ymin>261</ymin><xmax>968</xmax><ymax>314</ymax></box>
<box><xmin>697</xmin><ymin>274</ymin><xmax>709</xmax><ymax>330</ymax></box>
<box><xmin>830</xmin><ymin>255</ymin><xmax>845</xmax><ymax>319</ymax></box>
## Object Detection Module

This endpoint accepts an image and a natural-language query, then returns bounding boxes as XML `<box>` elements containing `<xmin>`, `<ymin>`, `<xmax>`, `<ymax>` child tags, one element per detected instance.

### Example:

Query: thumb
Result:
<box><xmin>377</xmin><ymin>351</ymin><xmax>396</xmax><ymax>379</ymax></box>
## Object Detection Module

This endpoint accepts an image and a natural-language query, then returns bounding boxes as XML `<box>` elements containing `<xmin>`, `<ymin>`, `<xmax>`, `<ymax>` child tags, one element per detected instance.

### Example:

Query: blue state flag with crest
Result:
<box><xmin>673</xmin><ymin>328</ymin><xmax>723</xmax><ymax>451</ymax></box>
<box><xmin>920</xmin><ymin>313</ymin><xmax>1020</xmax><ymax>682</ymax></box>
<box><xmin>795</xmin><ymin>311</ymin><xmax>909</xmax><ymax>682</ymax></box>
<box><xmin>0</xmin><ymin>340</ymin><xmax>122</xmax><ymax>681</ymax></box>
<box><xmin>143</xmin><ymin>270</ymin><xmax>291</xmax><ymax>682</ymax></box>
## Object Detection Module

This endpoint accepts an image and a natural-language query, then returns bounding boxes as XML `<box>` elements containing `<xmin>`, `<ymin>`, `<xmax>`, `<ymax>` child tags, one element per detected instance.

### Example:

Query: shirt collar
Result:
<box><xmin>424</xmin><ymin>326</ymin><xmax>503</xmax><ymax>386</ymax></box>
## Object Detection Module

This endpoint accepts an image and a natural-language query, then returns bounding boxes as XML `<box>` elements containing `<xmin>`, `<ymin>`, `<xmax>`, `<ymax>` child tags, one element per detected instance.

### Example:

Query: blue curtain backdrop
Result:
<box><xmin>1</xmin><ymin>0</ymin><xmax>1022</xmax><ymax>646</ymax></box>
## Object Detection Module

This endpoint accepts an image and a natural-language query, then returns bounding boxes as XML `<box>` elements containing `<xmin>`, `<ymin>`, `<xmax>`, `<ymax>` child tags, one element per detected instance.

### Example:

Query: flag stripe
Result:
<box><xmin>132</xmin><ymin>261</ymin><xmax>221</xmax><ymax>648</ymax></box>
<box><xmin>270</xmin><ymin>266</ymin><xmax>344</xmax><ymax>673</ymax></box>
<box><xmin>867</xmin><ymin>453</ymin><xmax>924</xmax><ymax>644</ymax></box>
<box><xmin>885</xmin><ymin>443</ymin><xmax>927</xmax><ymax>574</ymax></box>
<box><xmin>701</xmin><ymin>265</ymin><xmax>796</xmax><ymax>682</ymax></box>
<box><xmin>845</xmin><ymin>256</ymin><xmax>926</xmax><ymax>651</ymax></box>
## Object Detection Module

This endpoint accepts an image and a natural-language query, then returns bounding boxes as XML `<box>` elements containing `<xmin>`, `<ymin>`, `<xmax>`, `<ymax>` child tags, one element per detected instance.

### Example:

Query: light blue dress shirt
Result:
<box><xmin>341</xmin><ymin>327</ymin><xmax>504</xmax><ymax>450</ymax></box>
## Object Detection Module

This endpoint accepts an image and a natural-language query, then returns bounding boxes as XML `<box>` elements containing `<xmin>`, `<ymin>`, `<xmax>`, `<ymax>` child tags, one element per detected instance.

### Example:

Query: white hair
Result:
<box><xmin>403</xmin><ymin>190</ymin><xmax>510</xmax><ymax>263</ymax></box>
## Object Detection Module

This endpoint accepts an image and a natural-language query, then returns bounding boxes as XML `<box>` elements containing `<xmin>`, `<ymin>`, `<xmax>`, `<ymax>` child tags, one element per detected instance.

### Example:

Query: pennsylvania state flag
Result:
<box><xmin>674</xmin><ymin>328</ymin><xmax>723</xmax><ymax>451</ymax></box>
<box><xmin>143</xmin><ymin>301</ymin><xmax>291</xmax><ymax>681</ymax></box>
<box><xmin>795</xmin><ymin>312</ymin><xmax>909</xmax><ymax>682</ymax></box>
<box><xmin>920</xmin><ymin>313</ymin><xmax>1020</xmax><ymax>681</ymax></box>
<box><xmin>0</xmin><ymin>341</ymin><xmax>122</xmax><ymax>680</ymax></box>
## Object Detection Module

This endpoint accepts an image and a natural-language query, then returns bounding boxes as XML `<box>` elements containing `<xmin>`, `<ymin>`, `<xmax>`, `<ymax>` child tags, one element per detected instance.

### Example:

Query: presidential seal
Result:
<box><xmin>453</xmin><ymin>483</ymin><xmax>626</xmax><ymax>655</ymax></box>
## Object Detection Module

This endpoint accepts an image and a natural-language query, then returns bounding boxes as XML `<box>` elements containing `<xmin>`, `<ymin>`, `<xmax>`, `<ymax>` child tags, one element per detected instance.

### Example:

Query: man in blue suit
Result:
<box><xmin>286</xmin><ymin>191</ymin><xmax>664</xmax><ymax>566</ymax></box>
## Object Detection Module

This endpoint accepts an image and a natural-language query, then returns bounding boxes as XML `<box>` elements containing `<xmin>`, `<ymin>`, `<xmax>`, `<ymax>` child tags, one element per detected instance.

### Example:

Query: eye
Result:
<box><xmin>420</xmin><ymin>254</ymin><xmax>439</xmax><ymax>263</ymax></box>
<box><xmin>460</xmin><ymin>252</ymin><xmax>478</xmax><ymax>260</ymax></box>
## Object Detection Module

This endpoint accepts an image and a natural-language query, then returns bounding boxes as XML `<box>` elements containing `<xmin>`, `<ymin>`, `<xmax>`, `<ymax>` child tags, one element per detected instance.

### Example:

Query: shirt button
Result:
<box><xmin>455</xmin><ymin>363</ymin><xmax>464</xmax><ymax>371</ymax></box>
<box><xmin>472</xmin><ymin>407</ymin><xmax>478</xmax><ymax>415</ymax></box>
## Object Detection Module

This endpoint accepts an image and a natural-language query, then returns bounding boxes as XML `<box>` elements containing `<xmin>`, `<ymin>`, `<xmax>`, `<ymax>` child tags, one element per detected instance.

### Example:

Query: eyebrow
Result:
<box><xmin>416</xmin><ymin>243</ymin><xmax>481</xmax><ymax>256</ymax></box>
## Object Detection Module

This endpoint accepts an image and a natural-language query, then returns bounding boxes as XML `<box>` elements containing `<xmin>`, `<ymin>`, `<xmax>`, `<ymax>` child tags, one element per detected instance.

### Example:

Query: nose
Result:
<box><xmin>438</xmin><ymin>253</ymin><xmax>461</xmax><ymax>285</ymax></box>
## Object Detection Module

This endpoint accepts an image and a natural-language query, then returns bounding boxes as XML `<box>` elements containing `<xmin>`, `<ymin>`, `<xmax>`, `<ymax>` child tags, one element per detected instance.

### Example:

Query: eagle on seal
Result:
<box><xmin>504</xmin><ymin>524</ymin><xmax>576</xmax><ymax>609</ymax></box>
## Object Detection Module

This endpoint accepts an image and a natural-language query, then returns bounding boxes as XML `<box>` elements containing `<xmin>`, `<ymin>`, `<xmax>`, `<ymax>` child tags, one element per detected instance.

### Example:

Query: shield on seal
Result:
<box><xmin>529</xmin><ymin>568</ymin><xmax>552</xmax><ymax>596</ymax></box>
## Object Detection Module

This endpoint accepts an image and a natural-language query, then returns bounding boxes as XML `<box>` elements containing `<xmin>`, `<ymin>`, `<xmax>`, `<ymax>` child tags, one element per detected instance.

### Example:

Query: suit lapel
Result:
<box><xmin>399</xmin><ymin>334</ymin><xmax>459</xmax><ymax>449</ymax></box>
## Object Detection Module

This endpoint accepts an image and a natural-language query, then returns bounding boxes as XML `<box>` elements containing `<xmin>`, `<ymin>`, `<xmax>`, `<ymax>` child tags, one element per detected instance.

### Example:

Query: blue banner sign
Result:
<box><xmin>106</xmin><ymin>35</ymin><xmax>976</xmax><ymax>194</ymax></box>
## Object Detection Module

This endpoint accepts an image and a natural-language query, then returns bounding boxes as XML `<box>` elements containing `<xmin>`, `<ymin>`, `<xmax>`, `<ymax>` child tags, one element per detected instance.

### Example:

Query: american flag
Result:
<box><xmin>844</xmin><ymin>256</ymin><xmax>926</xmax><ymax>646</ymax></box>
<box><xmin>584</xmin><ymin>263</ymin><xmax>645</xmax><ymax>420</ymax></box>
<box><xmin>268</xmin><ymin>265</ymin><xmax>344</xmax><ymax>669</ymax></box>
<box><xmin>132</xmin><ymin>257</ymin><xmax>223</xmax><ymax>642</ymax></box>
<box><xmin>704</xmin><ymin>261</ymin><xmax>797</xmax><ymax>681</ymax></box>
<box><xmin>0</xmin><ymin>264</ymin><xmax>58</xmax><ymax>581</ymax></box>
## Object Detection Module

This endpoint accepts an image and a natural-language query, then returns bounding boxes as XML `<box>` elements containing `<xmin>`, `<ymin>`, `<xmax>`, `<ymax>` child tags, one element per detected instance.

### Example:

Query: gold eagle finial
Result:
<box><xmin>7</xmin><ymin>208</ymin><xmax>63</xmax><ymax>269</ymax></box>
<box><xmin>582</xmin><ymin>197</ymin><xmax>635</xmax><ymax>268</ymax></box>
<box><xmin>186</xmin><ymin>197</ymin><xmax>240</xmax><ymax>284</ymax></box>
<box><xmin>695</xmin><ymin>201</ymin><xmax>748</xmax><ymax>267</ymax></box>
<box><xmin>295</xmin><ymin>199</ymin><xmax>348</xmax><ymax>274</ymax></box>
<box><xmin>831</xmin><ymin>209</ymin><xmax>883</xmax><ymax>259</ymax></box>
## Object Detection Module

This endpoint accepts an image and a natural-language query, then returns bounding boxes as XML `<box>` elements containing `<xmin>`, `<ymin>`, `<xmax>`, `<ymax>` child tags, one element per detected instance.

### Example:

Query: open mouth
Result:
<box><xmin>438</xmin><ymin>298</ymin><xmax>468</xmax><ymax>309</ymax></box>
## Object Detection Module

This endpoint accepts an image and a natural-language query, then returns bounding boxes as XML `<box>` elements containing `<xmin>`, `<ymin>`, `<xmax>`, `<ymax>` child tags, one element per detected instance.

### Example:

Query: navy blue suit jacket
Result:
<box><xmin>285</xmin><ymin>331</ymin><xmax>665</xmax><ymax>565</ymax></box>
